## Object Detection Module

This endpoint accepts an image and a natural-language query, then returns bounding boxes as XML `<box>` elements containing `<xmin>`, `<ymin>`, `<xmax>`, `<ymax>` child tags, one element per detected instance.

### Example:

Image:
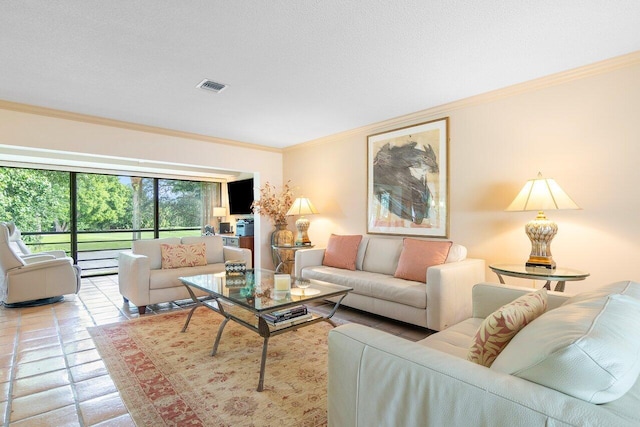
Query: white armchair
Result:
<box><xmin>5</xmin><ymin>222</ymin><xmax>70</xmax><ymax>261</ymax></box>
<box><xmin>0</xmin><ymin>223</ymin><xmax>81</xmax><ymax>307</ymax></box>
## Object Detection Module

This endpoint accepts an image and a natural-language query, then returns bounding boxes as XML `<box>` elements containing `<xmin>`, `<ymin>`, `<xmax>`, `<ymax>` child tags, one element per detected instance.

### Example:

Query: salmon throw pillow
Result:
<box><xmin>160</xmin><ymin>243</ymin><xmax>207</xmax><ymax>269</ymax></box>
<box><xmin>467</xmin><ymin>288</ymin><xmax>548</xmax><ymax>367</ymax></box>
<box><xmin>322</xmin><ymin>234</ymin><xmax>362</xmax><ymax>270</ymax></box>
<box><xmin>393</xmin><ymin>239</ymin><xmax>452</xmax><ymax>283</ymax></box>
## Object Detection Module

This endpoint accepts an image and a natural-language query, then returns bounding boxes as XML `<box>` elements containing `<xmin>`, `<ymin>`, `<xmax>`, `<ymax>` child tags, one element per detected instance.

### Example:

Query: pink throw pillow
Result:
<box><xmin>393</xmin><ymin>239</ymin><xmax>452</xmax><ymax>283</ymax></box>
<box><xmin>467</xmin><ymin>288</ymin><xmax>548</xmax><ymax>367</ymax></box>
<box><xmin>160</xmin><ymin>243</ymin><xmax>207</xmax><ymax>269</ymax></box>
<box><xmin>322</xmin><ymin>234</ymin><xmax>363</xmax><ymax>270</ymax></box>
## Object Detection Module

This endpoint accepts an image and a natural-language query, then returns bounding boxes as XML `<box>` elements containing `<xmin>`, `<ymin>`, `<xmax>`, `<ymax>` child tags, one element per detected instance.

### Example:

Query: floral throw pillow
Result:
<box><xmin>467</xmin><ymin>288</ymin><xmax>547</xmax><ymax>367</ymax></box>
<box><xmin>160</xmin><ymin>243</ymin><xmax>207</xmax><ymax>269</ymax></box>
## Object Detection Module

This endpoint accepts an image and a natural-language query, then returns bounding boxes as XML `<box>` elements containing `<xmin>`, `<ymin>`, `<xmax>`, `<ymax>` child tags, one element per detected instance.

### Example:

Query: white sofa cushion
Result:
<box><xmin>562</xmin><ymin>280</ymin><xmax>640</xmax><ymax>305</ymax></box>
<box><xmin>492</xmin><ymin>294</ymin><xmax>640</xmax><ymax>404</ymax></box>
<box><xmin>133</xmin><ymin>237</ymin><xmax>180</xmax><ymax>270</ymax></box>
<box><xmin>181</xmin><ymin>235</ymin><xmax>224</xmax><ymax>265</ymax></box>
<box><xmin>302</xmin><ymin>265</ymin><xmax>427</xmax><ymax>309</ymax></box>
<box><xmin>361</xmin><ymin>238</ymin><xmax>403</xmax><ymax>275</ymax></box>
<box><xmin>418</xmin><ymin>317</ymin><xmax>484</xmax><ymax>359</ymax></box>
<box><xmin>445</xmin><ymin>243</ymin><xmax>467</xmax><ymax>263</ymax></box>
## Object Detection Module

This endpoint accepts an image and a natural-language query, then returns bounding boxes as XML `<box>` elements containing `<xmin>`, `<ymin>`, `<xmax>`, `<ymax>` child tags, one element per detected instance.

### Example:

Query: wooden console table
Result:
<box><xmin>221</xmin><ymin>234</ymin><xmax>254</xmax><ymax>267</ymax></box>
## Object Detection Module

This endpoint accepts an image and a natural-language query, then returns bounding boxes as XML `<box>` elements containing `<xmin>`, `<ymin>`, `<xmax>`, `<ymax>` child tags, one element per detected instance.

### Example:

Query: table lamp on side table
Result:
<box><xmin>213</xmin><ymin>207</ymin><xmax>227</xmax><ymax>233</ymax></box>
<box><xmin>286</xmin><ymin>197</ymin><xmax>318</xmax><ymax>246</ymax></box>
<box><xmin>505</xmin><ymin>172</ymin><xmax>580</xmax><ymax>269</ymax></box>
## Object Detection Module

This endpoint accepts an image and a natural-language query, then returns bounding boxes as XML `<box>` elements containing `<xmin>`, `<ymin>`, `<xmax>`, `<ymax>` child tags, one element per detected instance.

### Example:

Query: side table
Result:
<box><xmin>272</xmin><ymin>245</ymin><xmax>314</xmax><ymax>275</ymax></box>
<box><xmin>489</xmin><ymin>264</ymin><xmax>589</xmax><ymax>292</ymax></box>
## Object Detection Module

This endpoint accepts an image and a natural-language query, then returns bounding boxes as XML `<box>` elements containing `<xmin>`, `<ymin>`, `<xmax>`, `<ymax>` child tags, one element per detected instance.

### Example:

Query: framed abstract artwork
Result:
<box><xmin>367</xmin><ymin>117</ymin><xmax>449</xmax><ymax>238</ymax></box>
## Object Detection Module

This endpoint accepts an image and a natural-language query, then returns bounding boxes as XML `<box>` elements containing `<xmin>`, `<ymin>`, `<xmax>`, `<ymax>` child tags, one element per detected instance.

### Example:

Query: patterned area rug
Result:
<box><xmin>88</xmin><ymin>308</ymin><xmax>333</xmax><ymax>426</ymax></box>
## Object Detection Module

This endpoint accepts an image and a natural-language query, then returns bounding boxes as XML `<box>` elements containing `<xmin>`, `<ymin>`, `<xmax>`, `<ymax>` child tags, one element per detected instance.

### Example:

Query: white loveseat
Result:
<box><xmin>328</xmin><ymin>281</ymin><xmax>640</xmax><ymax>427</ymax></box>
<box><xmin>295</xmin><ymin>237</ymin><xmax>485</xmax><ymax>331</ymax></box>
<box><xmin>118</xmin><ymin>235</ymin><xmax>252</xmax><ymax>314</ymax></box>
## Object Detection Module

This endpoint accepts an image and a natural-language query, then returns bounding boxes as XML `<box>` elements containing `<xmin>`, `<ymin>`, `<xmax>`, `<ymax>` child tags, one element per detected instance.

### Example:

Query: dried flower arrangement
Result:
<box><xmin>251</xmin><ymin>180</ymin><xmax>295</xmax><ymax>225</ymax></box>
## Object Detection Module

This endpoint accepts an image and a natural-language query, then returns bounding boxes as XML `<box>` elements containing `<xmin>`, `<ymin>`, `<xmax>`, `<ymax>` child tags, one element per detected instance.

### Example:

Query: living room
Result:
<box><xmin>2</xmin><ymin>2</ymin><xmax>640</xmax><ymax>426</ymax></box>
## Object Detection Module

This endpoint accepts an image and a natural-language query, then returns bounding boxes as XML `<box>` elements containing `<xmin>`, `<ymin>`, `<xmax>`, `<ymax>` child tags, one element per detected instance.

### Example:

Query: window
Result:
<box><xmin>1</xmin><ymin>166</ymin><xmax>221</xmax><ymax>275</ymax></box>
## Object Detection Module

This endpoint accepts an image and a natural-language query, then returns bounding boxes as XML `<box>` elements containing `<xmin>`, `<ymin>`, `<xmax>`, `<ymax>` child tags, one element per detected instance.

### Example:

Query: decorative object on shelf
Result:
<box><xmin>252</xmin><ymin>181</ymin><xmax>295</xmax><ymax>270</ymax></box>
<box><xmin>367</xmin><ymin>117</ymin><xmax>449</xmax><ymax>238</ymax></box>
<box><xmin>225</xmin><ymin>260</ymin><xmax>247</xmax><ymax>276</ymax></box>
<box><xmin>202</xmin><ymin>225</ymin><xmax>215</xmax><ymax>236</ymax></box>
<box><xmin>293</xmin><ymin>277</ymin><xmax>313</xmax><ymax>295</ymax></box>
<box><xmin>286</xmin><ymin>197</ymin><xmax>318</xmax><ymax>245</ymax></box>
<box><xmin>506</xmin><ymin>172</ymin><xmax>580</xmax><ymax>269</ymax></box>
<box><xmin>270</xmin><ymin>223</ymin><xmax>294</xmax><ymax>273</ymax></box>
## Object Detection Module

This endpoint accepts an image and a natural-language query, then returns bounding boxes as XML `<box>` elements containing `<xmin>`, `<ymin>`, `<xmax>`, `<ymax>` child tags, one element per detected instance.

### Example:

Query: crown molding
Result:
<box><xmin>0</xmin><ymin>100</ymin><xmax>282</xmax><ymax>154</ymax></box>
<box><xmin>285</xmin><ymin>50</ymin><xmax>640</xmax><ymax>152</ymax></box>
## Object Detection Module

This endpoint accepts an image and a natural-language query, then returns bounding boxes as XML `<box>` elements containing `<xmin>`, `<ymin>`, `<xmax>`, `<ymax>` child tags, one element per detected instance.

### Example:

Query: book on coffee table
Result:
<box><xmin>264</xmin><ymin>313</ymin><xmax>313</xmax><ymax>329</ymax></box>
<box><xmin>262</xmin><ymin>305</ymin><xmax>308</xmax><ymax>323</ymax></box>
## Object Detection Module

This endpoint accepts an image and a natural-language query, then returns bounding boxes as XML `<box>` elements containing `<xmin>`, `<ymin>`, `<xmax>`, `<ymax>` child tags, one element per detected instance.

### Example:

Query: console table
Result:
<box><xmin>489</xmin><ymin>263</ymin><xmax>589</xmax><ymax>292</ymax></box>
<box><xmin>221</xmin><ymin>234</ymin><xmax>254</xmax><ymax>267</ymax></box>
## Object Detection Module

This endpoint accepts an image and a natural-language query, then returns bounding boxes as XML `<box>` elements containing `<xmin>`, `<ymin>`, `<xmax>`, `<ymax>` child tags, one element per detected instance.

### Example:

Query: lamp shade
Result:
<box><xmin>213</xmin><ymin>207</ymin><xmax>227</xmax><ymax>217</ymax></box>
<box><xmin>505</xmin><ymin>172</ymin><xmax>580</xmax><ymax>212</ymax></box>
<box><xmin>286</xmin><ymin>197</ymin><xmax>318</xmax><ymax>216</ymax></box>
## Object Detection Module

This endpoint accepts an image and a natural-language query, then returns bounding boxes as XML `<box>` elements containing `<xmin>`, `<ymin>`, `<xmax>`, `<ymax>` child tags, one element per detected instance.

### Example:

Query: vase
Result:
<box><xmin>270</xmin><ymin>222</ymin><xmax>294</xmax><ymax>273</ymax></box>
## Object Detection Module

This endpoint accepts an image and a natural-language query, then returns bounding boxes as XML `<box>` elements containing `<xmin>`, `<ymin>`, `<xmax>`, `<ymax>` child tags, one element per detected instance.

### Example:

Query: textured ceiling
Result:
<box><xmin>1</xmin><ymin>1</ymin><xmax>639</xmax><ymax>149</ymax></box>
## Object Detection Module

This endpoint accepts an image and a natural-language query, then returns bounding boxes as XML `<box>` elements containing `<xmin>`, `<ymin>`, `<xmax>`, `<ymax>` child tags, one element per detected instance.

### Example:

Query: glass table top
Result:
<box><xmin>489</xmin><ymin>264</ymin><xmax>589</xmax><ymax>280</ymax></box>
<box><xmin>179</xmin><ymin>269</ymin><xmax>352</xmax><ymax>313</ymax></box>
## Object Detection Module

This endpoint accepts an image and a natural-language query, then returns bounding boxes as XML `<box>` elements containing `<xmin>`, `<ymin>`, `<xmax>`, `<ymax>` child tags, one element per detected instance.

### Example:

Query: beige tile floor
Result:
<box><xmin>0</xmin><ymin>275</ymin><xmax>433</xmax><ymax>426</ymax></box>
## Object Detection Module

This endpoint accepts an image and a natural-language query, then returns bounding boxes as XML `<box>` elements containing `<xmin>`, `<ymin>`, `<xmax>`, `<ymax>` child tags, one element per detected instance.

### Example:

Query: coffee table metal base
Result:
<box><xmin>180</xmin><ymin>283</ymin><xmax>348</xmax><ymax>391</ymax></box>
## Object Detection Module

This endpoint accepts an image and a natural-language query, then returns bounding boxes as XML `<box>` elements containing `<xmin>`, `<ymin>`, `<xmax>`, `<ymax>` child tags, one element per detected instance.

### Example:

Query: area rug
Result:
<box><xmin>88</xmin><ymin>308</ymin><xmax>335</xmax><ymax>426</ymax></box>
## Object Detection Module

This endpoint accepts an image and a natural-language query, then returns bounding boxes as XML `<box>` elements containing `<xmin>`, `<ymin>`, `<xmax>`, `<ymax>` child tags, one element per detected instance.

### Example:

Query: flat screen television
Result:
<box><xmin>227</xmin><ymin>178</ymin><xmax>254</xmax><ymax>215</ymax></box>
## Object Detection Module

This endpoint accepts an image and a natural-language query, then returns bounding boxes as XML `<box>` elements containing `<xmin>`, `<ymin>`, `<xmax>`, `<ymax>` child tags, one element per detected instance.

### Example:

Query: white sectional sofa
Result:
<box><xmin>295</xmin><ymin>236</ymin><xmax>485</xmax><ymax>331</ymax></box>
<box><xmin>118</xmin><ymin>235</ymin><xmax>251</xmax><ymax>314</ymax></box>
<box><xmin>328</xmin><ymin>281</ymin><xmax>640</xmax><ymax>427</ymax></box>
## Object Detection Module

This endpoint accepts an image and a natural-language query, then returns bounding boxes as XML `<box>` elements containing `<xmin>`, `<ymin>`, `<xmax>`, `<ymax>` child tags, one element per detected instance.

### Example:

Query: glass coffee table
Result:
<box><xmin>179</xmin><ymin>269</ymin><xmax>352</xmax><ymax>391</ymax></box>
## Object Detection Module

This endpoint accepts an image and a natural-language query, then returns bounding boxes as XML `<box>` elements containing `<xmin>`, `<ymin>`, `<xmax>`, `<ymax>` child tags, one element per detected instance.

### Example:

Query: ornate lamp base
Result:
<box><xmin>294</xmin><ymin>217</ymin><xmax>312</xmax><ymax>246</ymax></box>
<box><xmin>524</xmin><ymin>211</ymin><xmax>557</xmax><ymax>269</ymax></box>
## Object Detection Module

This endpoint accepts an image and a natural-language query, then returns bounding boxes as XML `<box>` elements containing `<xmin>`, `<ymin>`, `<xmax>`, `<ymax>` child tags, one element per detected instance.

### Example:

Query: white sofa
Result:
<box><xmin>295</xmin><ymin>237</ymin><xmax>485</xmax><ymax>331</ymax></box>
<box><xmin>328</xmin><ymin>281</ymin><xmax>640</xmax><ymax>427</ymax></box>
<box><xmin>118</xmin><ymin>235</ymin><xmax>252</xmax><ymax>314</ymax></box>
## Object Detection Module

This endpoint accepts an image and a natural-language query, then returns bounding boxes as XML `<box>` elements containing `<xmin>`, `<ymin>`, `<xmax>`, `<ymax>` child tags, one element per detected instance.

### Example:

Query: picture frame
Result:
<box><xmin>367</xmin><ymin>117</ymin><xmax>449</xmax><ymax>238</ymax></box>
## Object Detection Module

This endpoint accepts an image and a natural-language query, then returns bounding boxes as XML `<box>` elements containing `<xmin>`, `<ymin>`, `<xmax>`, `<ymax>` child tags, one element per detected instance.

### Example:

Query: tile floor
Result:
<box><xmin>0</xmin><ymin>275</ymin><xmax>433</xmax><ymax>426</ymax></box>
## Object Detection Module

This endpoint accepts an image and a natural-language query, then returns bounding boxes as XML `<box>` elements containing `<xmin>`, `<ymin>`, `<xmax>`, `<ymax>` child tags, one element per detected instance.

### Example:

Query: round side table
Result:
<box><xmin>489</xmin><ymin>264</ymin><xmax>589</xmax><ymax>292</ymax></box>
<box><xmin>272</xmin><ymin>245</ymin><xmax>314</xmax><ymax>274</ymax></box>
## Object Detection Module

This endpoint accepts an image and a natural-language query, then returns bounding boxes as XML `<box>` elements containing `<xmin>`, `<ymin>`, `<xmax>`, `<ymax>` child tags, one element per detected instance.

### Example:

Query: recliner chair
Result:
<box><xmin>5</xmin><ymin>222</ymin><xmax>71</xmax><ymax>261</ymax></box>
<box><xmin>0</xmin><ymin>223</ymin><xmax>81</xmax><ymax>307</ymax></box>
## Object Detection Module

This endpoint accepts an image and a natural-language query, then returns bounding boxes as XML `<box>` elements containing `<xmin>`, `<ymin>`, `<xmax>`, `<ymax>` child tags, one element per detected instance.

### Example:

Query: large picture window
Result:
<box><xmin>0</xmin><ymin>166</ymin><xmax>221</xmax><ymax>276</ymax></box>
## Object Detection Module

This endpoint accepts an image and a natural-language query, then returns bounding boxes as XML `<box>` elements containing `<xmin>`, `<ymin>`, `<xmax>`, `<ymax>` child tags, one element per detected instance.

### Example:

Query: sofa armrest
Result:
<box><xmin>223</xmin><ymin>246</ymin><xmax>252</xmax><ymax>269</ymax></box>
<box><xmin>328</xmin><ymin>324</ymin><xmax>625</xmax><ymax>427</ymax></box>
<box><xmin>294</xmin><ymin>248</ymin><xmax>326</xmax><ymax>277</ymax></box>
<box><xmin>21</xmin><ymin>254</ymin><xmax>56</xmax><ymax>263</ymax></box>
<box><xmin>472</xmin><ymin>282</ymin><xmax>570</xmax><ymax>318</ymax></box>
<box><xmin>425</xmin><ymin>258</ymin><xmax>485</xmax><ymax>330</ymax></box>
<box><xmin>118</xmin><ymin>251</ymin><xmax>151</xmax><ymax>306</ymax></box>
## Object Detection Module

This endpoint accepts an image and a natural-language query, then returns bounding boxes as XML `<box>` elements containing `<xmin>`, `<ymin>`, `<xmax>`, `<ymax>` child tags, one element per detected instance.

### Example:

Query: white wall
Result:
<box><xmin>0</xmin><ymin>107</ymin><xmax>283</xmax><ymax>268</ymax></box>
<box><xmin>284</xmin><ymin>54</ymin><xmax>640</xmax><ymax>293</ymax></box>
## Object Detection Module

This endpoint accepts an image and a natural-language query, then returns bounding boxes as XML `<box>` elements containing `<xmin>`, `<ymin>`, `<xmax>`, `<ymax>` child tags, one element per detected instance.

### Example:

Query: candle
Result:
<box><xmin>274</xmin><ymin>274</ymin><xmax>291</xmax><ymax>291</ymax></box>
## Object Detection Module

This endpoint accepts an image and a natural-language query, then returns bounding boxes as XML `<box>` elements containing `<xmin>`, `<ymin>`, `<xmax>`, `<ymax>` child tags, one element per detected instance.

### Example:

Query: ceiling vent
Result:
<box><xmin>196</xmin><ymin>79</ymin><xmax>227</xmax><ymax>93</ymax></box>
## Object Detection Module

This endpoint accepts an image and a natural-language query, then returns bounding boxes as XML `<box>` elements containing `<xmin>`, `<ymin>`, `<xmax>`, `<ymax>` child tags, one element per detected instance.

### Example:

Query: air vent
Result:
<box><xmin>196</xmin><ymin>79</ymin><xmax>227</xmax><ymax>93</ymax></box>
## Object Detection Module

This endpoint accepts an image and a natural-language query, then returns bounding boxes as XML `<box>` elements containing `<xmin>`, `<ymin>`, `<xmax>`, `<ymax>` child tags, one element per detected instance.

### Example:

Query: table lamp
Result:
<box><xmin>213</xmin><ymin>207</ymin><xmax>227</xmax><ymax>232</ymax></box>
<box><xmin>286</xmin><ymin>197</ymin><xmax>318</xmax><ymax>246</ymax></box>
<box><xmin>505</xmin><ymin>172</ymin><xmax>580</xmax><ymax>269</ymax></box>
